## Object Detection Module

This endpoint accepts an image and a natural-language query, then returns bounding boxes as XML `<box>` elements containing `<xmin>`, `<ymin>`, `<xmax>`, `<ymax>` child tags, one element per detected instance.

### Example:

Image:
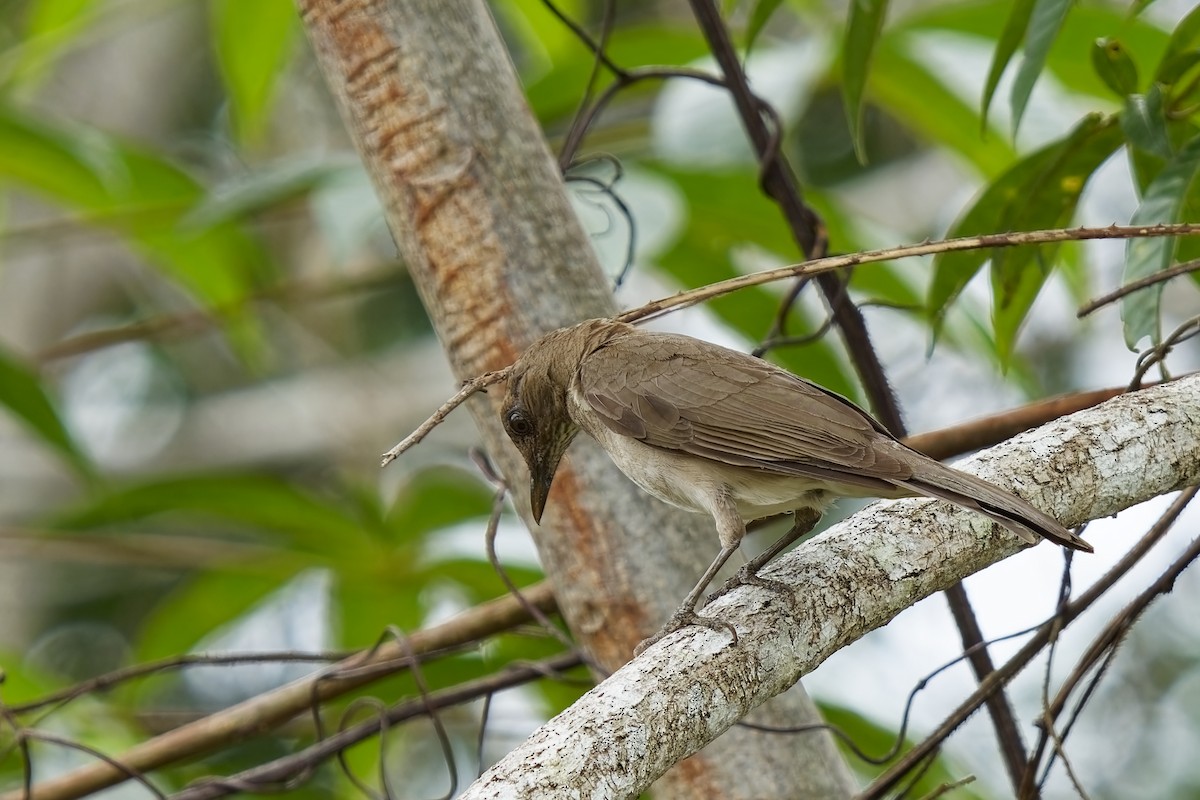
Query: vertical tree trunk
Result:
<box><xmin>296</xmin><ymin>1</ymin><xmax>857</xmax><ymax>796</ymax></box>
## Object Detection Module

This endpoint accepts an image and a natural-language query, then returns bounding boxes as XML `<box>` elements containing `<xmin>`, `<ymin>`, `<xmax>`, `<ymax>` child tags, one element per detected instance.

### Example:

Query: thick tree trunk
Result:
<box><xmin>297</xmin><ymin>0</ymin><xmax>856</xmax><ymax>797</ymax></box>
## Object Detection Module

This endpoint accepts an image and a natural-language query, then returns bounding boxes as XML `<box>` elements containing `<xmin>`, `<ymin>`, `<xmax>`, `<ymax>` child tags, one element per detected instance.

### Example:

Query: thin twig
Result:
<box><xmin>168</xmin><ymin>653</ymin><xmax>584</xmax><ymax>800</ymax></box>
<box><xmin>380</xmin><ymin>369</ymin><xmax>510</xmax><ymax>467</ymax></box>
<box><xmin>618</xmin><ymin>223</ymin><xmax>1200</xmax><ymax>325</ymax></box>
<box><xmin>860</xmin><ymin>487</ymin><xmax>1200</xmax><ymax>799</ymax></box>
<box><xmin>1077</xmin><ymin>258</ymin><xmax>1200</xmax><ymax>317</ymax></box>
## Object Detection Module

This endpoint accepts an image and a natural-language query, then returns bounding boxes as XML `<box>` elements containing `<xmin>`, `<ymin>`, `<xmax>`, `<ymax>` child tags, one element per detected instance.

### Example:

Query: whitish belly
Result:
<box><xmin>589</xmin><ymin>422</ymin><xmax>834</xmax><ymax>521</ymax></box>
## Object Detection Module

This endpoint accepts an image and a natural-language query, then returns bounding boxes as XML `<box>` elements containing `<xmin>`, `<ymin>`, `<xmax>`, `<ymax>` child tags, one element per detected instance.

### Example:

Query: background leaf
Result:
<box><xmin>842</xmin><ymin>0</ymin><xmax>890</xmax><ymax>162</ymax></box>
<box><xmin>1009</xmin><ymin>0</ymin><xmax>1074</xmax><ymax>135</ymax></box>
<box><xmin>210</xmin><ymin>0</ymin><xmax>300</xmax><ymax>143</ymax></box>
<box><xmin>1122</xmin><ymin>133</ymin><xmax>1200</xmax><ymax>348</ymax></box>
<box><xmin>0</xmin><ymin>347</ymin><xmax>90</xmax><ymax>477</ymax></box>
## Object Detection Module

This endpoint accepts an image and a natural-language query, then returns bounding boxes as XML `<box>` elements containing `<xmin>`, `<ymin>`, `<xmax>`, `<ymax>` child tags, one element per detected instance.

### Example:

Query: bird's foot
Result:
<box><xmin>634</xmin><ymin>607</ymin><xmax>738</xmax><ymax>655</ymax></box>
<box><xmin>706</xmin><ymin>563</ymin><xmax>797</xmax><ymax>611</ymax></box>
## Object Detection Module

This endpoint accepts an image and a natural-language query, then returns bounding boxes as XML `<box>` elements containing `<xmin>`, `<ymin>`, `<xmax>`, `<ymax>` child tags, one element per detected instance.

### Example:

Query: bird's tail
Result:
<box><xmin>903</xmin><ymin>458</ymin><xmax>1092</xmax><ymax>553</ymax></box>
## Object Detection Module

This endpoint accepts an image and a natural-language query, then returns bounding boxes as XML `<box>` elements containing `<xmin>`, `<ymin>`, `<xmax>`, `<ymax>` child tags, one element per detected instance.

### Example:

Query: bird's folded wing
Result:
<box><xmin>578</xmin><ymin>332</ymin><xmax>915</xmax><ymax>487</ymax></box>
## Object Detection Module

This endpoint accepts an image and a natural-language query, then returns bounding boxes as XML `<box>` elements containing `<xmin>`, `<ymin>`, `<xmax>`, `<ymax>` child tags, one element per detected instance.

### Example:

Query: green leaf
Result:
<box><xmin>136</xmin><ymin>571</ymin><xmax>294</xmax><ymax>661</ymax></box>
<box><xmin>746</xmin><ymin>0</ymin><xmax>785</xmax><ymax>54</ymax></box>
<box><xmin>1154</xmin><ymin>4</ymin><xmax>1200</xmax><ymax>84</ymax></box>
<box><xmin>385</xmin><ymin>467</ymin><xmax>495</xmax><ymax>542</ymax></box>
<box><xmin>907</xmin><ymin>2</ymin><xmax>1168</xmax><ymax>108</ymax></box>
<box><xmin>9</xmin><ymin>0</ymin><xmax>100</xmax><ymax>87</ymax></box>
<box><xmin>929</xmin><ymin>115</ymin><xmax>1123</xmax><ymax>363</ymax></box>
<box><xmin>1123</xmin><ymin>87</ymin><xmax>1172</xmax><ymax>162</ymax></box>
<box><xmin>0</xmin><ymin>105</ymin><xmax>269</xmax><ymax>360</ymax></box>
<box><xmin>1010</xmin><ymin>0</ymin><xmax>1074</xmax><ymax>136</ymax></box>
<box><xmin>1122</xmin><ymin>133</ymin><xmax>1200</xmax><ymax>348</ymax></box>
<box><xmin>842</xmin><ymin>0</ymin><xmax>890</xmax><ymax>162</ymax></box>
<box><xmin>873</xmin><ymin>40</ymin><xmax>1016</xmax><ymax>177</ymax></box>
<box><xmin>0</xmin><ymin>347</ymin><xmax>91</xmax><ymax>477</ymax></box>
<box><xmin>1091</xmin><ymin>38</ymin><xmax>1139</xmax><ymax>97</ymax></box>
<box><xmin>54</xmin><ymin>474</ymin><xmax>378</xmax><ymax>558</ymax></box>
<box><xmin>980</xmin><ymin>0</ymin><xmax>1036</xmax><ymax>127</ymax></box>
<box><xmin>210</xmin><ymin>0</ymin><xmax>299</xmax><ymax>143</ymax></box>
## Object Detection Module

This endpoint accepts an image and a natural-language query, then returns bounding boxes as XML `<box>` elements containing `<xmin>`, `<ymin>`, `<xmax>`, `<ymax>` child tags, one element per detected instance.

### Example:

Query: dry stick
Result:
<box><xmin>0</xmin><ymin>585</ymin><xmax>557</xmax><ymax>800</ymax></box>
<box><xmin>380</xmin><ymin>369</ymin><xmax>509</xmax><ymax>466</ymax></box>
<box><xmin>1077</xmin><ymin>258</ymin><xmax>1200</xmax><ymax>317</ymax></box>
<box><xmin>619</xmin><ymin>223</ymin><xmax>1200</xmax><ymax>324</ymax></box>
<box><xmin>168</xmin><ymin>652</ymin><xmax>583</xmax><ymax>800</ymax></box>
<box><xmin>859</xmin><ymin>486</ymin><xmax>1200</xmax><ymax>800</ymax></box>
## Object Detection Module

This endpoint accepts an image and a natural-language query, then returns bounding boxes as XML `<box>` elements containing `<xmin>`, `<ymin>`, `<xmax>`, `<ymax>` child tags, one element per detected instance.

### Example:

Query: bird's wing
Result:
<box><xmin>577</xmin><ymin>331</ymin><xmax>915</xmax><ymax>490</ymax></box>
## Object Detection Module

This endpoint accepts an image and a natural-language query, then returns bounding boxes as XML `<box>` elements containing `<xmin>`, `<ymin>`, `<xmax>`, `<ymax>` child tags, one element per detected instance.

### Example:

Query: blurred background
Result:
<box><xmin>1</xmin><ymin>0</ymin><xmax>1200</xmax><ymax>797</ymax></box>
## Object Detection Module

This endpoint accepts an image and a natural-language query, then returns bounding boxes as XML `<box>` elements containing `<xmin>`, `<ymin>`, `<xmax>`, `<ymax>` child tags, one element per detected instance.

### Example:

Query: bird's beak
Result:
<box><xmin>529</xmin><ymin>459</ymin><xmax>556</xmax><ymax>524</ymax></box>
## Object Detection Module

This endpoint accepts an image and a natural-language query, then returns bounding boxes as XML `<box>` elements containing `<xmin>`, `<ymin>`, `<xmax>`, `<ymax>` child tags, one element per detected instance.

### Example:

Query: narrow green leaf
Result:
<box><xmin>0</xmin><ymin>347</ymin><xmax>90</xmax><ymax>476</ymax></box>
<box><xmin>873</xmin><ymin>40</ymin><xmax>1016</xmax><ymax>177</ymax></box>
<box><xmin>746</xmin><ymin>0</ymin><xmax>785</xmax><ymax>54</ymax></box>
<box><xmin>1010</xmin><ymin>0</ymin><xmax>1074</xmax><ymax>136</ymax></box>
<box><xmin>1122</xmin><ymin>133</ymin><xmax>1200</xmax><ymax>348</ymax></box>
<box><xmin>930</xmin><ymin>115</ymin><xmax>1123</xmax><ymax>362</ymax></box>
<box><xmin>10</xmin><ymin>0</ymin><xmax>99</xmax><ymax>86</ymax></box>
<box><xmin>842</xmin><ymin>0</ymin><xmax>890</xmax><ymax>162</ymax></box>
<box><xmin>1154</xmin><ymin>4</ymin><xmax>1200</xmax><ymax>83</ymax></box>
<box><xmin>54</xmin><ymin>475</ymin><xmax>377</xmax><ymax>557</ymax></box>
<box><xmin>210</xmin><ymin>0</ymin><xmax>299</xmax><ymax>143</ymax></box>
<box><xmin>1091</xmin><ymin>38</ymin><xmax>1139</xmax><ymax>97</ymax></box>
<box><xmin>1157</xmin><ymin>50</ymin><xmax>1200</xmax><ymax>91</ymax></box>
<box><xmin>980</xmin><ymin>0</ymin><xmax>1036</xmax><ymax>127</ymax></box>
<box><xmin>1123</xmin><ymin>87</ymin><xmax>1172</xmax><ymax>161</ymax></box>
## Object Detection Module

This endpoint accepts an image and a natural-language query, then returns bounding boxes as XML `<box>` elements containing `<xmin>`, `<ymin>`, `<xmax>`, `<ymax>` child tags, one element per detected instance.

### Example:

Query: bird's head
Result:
<box><xmin>501</xmin><ymin>327</ymin><xmax>590</xmax><ymax>523</ymax></box>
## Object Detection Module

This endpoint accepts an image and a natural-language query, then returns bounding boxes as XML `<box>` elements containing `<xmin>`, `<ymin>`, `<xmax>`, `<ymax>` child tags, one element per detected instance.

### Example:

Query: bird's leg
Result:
<box><xmin>707</xmin><ymin>507</ymin><xmax>822</xmax><ymax>605</ymax></box>
<box><xmin>635</xmin><ymin>543</ymin><xmax>741</xmax><ymax>655</ymax></box>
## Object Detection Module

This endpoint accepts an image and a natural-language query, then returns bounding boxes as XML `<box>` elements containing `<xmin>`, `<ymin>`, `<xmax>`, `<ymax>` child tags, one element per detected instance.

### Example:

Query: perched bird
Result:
<box><xmin>501</xmin><ymin>318</ymin><xmax>1091</xmax><ymax>643</ymax></box>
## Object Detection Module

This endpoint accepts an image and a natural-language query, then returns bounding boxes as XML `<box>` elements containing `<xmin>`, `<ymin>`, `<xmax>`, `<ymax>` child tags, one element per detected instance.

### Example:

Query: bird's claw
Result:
<box><xmin>635</xmin><ymin>608</ymin><xmax>738</xmax><ymax>655</ymax></box>
<box><xmin>706</xmin><ymin>563</ymin><xmax>797</xmax><ymax>611</ymax></box>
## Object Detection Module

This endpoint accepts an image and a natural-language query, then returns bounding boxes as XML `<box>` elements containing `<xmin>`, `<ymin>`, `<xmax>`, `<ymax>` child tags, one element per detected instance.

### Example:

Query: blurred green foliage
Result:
<box><xmin>1</xmin><ymin>0</ymin><xmax>1199</xmax><ymax>796</ymax></box>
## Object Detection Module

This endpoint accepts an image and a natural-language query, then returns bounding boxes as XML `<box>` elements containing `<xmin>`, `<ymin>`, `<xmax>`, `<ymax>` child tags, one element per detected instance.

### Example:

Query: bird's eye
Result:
<box><xmin>505</xmin><ymin>409</ymin><xmax>533</xmax><ymax>437</ymax></box>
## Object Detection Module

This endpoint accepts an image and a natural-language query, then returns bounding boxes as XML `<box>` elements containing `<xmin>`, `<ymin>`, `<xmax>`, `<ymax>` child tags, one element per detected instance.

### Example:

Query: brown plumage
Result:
<box><xmin>501</xmin><ymin>319</ymin><xmax>1090</xmax><ymax>639</ymax></box>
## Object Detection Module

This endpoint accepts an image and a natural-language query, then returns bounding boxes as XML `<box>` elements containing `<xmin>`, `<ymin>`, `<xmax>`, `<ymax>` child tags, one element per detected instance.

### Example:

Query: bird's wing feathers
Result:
<box><xmin>578</xmin><ymin>331</ymin><xmax>914</xmax><ymax>487</ymax></box>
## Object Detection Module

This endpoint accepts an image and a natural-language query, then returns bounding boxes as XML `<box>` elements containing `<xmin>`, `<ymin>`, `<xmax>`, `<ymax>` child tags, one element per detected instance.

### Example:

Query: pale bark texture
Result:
<box><xmin>459</xmin><ymin>375</ymin><xmax>1200</xmax><ymax>799</ymax></box>
<box><xmin>297</xmin><ymin>0</ymin><xmax>855</xmax><ymax>797</ymax></box>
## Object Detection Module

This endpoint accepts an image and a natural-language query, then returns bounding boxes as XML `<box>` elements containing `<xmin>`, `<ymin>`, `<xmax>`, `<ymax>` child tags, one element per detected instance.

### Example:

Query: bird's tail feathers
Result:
<box><xmin>904</xmin><ymin>463</ymin><xmax>1092</xmax><ymax>553</ymax></box>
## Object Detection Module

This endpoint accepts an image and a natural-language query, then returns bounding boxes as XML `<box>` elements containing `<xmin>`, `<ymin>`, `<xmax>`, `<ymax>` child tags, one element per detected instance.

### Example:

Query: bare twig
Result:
<box><xmin>618</xmin><ymin>223</ymin><xmax>1200</xmax><ymax>325</ymax></box>
<box><xmin>380</xmin><ymin>369</ymin><xmax>510</xmax><ymax>467</ymax></box>
<box><xmin>1077</xmin><ymin>258</ymin><xmax>1200</xmax><ymax>317</ymax></box>
<box><xmin>169</xmin><ymin>652</ymin><xmax>583</xmax><ymax>800</ymax></box>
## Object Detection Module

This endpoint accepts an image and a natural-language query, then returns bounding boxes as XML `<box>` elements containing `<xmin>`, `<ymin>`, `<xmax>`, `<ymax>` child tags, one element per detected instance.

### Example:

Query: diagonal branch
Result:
<box><xmin>457</xmin><ymin>374</ymin><xmax>1200</xmax><ymax>799</ymax></box>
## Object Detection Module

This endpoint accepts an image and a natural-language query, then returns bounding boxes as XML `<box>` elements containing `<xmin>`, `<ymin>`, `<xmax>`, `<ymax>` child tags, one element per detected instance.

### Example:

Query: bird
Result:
<box><xmin>500</xmin><ymin>318</ymin><xmax>1091</xmax><ymax>646</ymax></box>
